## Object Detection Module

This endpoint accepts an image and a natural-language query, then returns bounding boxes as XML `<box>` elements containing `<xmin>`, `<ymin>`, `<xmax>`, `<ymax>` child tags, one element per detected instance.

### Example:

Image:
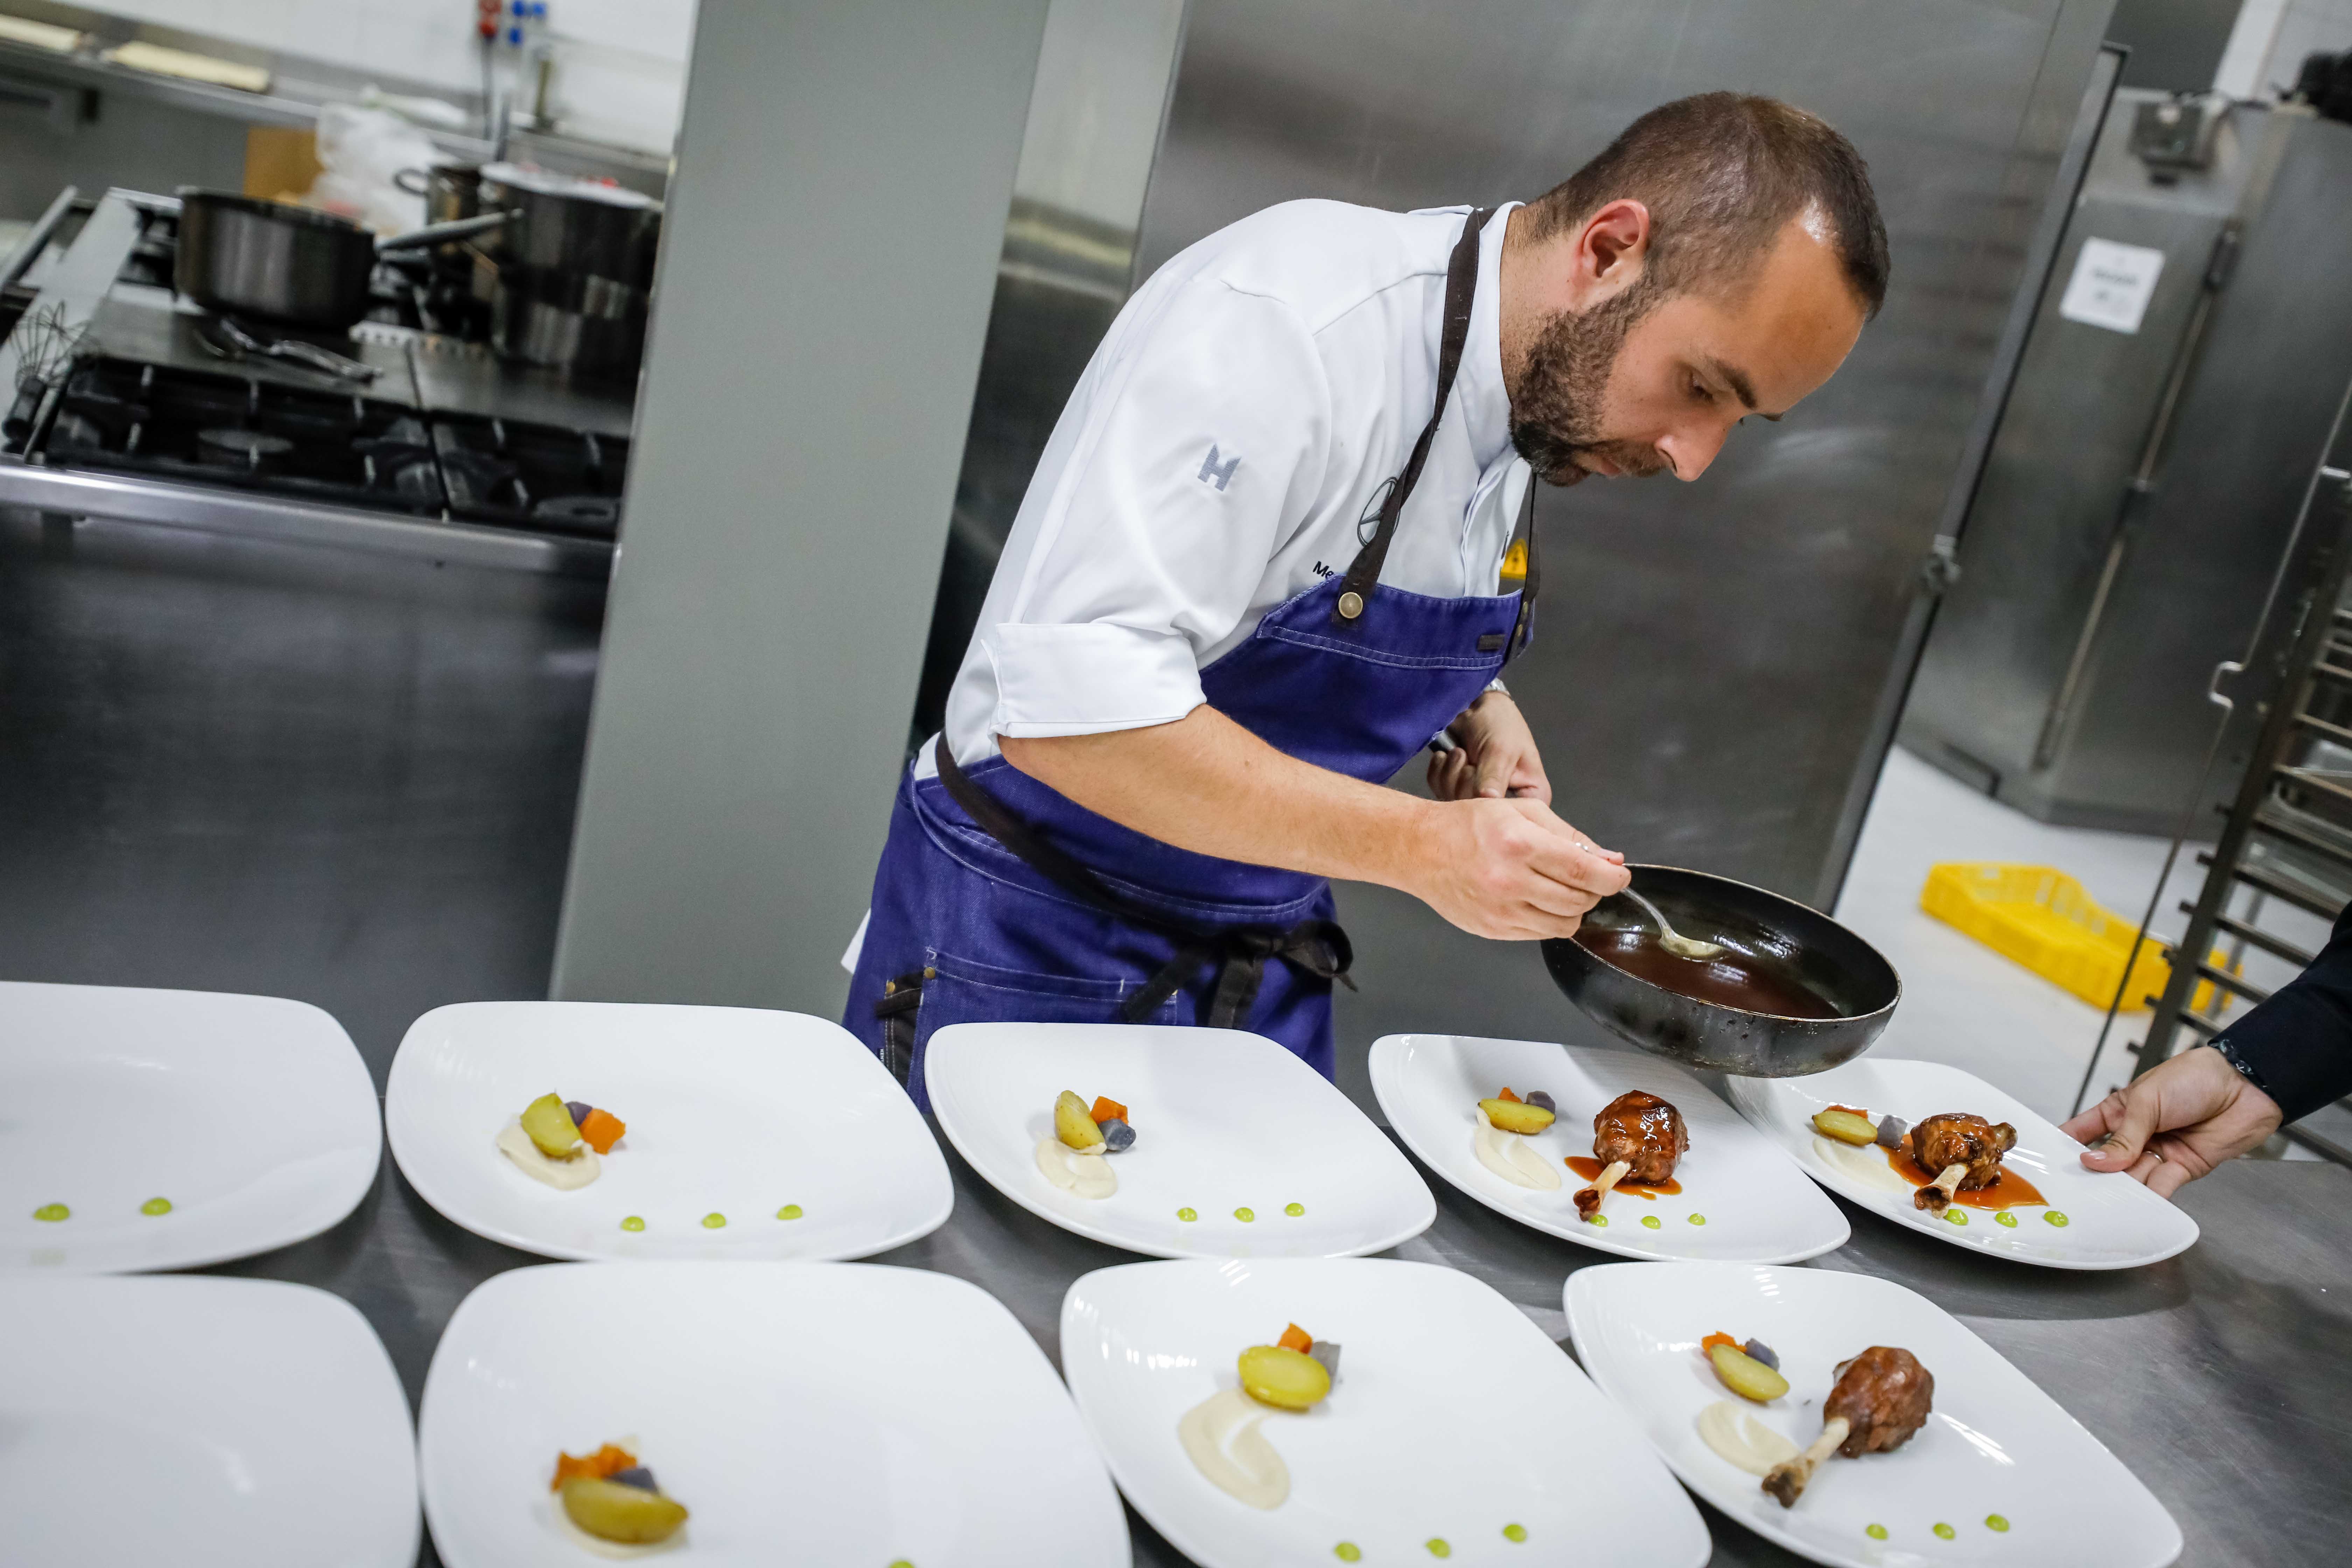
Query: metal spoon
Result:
<box><xmin>1620</xmin><ymin>888</ymin><xmax>1726</xmax><ymax>961</ymax></box>
<box><xmin>197</xmin><ymin>314</ymin><xmax>380</xmax><ymax>383</ymax></box>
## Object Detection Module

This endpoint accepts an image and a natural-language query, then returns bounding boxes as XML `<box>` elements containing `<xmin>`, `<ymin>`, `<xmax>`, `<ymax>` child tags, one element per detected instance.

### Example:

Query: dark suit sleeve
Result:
<box><xmin>2213</xmin><ymin>903</ymin><xmax>2352</xmax><ymax>1122</ymax></box>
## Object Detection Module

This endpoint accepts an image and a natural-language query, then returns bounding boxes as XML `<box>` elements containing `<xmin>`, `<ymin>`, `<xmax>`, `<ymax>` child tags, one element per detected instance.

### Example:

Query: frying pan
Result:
<box><xmin>173</xmin><ymin>189</ymin><xmax>511</xmax><ymax>331</ymax></box>
<box><xmin>1542</xmin><ymin>864</ymin><xmax>1899</xmax><ymax>1077</ymax></box>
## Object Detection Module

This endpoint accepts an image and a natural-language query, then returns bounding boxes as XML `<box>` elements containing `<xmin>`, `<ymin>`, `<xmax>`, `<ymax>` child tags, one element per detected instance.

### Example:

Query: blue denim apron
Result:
<box><xmin>846</xmin><ymin>209</ymin><xmax>1540</xmax><ymax>1106</ymax></box>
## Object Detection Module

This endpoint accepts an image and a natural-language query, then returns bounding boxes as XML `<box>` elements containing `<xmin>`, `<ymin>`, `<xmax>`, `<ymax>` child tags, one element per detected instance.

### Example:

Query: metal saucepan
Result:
<box><xmin>173</xmin><ymin>188</ymin><xmax>512</xmax><ymax>331</ymax></box>
<box><xmin>470</xmin><ymin>161</ymin><xmax>663</xmax><ymax>382</ymax></box>
<box><xmin>1541</xmin><ymin>864</ymin><xmax>1900</xmax><ymax>1077</ymax></box>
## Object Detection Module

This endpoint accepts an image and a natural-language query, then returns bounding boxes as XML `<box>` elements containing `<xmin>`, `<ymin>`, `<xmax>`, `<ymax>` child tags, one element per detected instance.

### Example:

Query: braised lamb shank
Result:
<box><xmin>1907</xmin><ymin>1112</ymin><xmax>2016</xmax><ymax>1212</ymax></box>
<box><xmin>1573</xmin><ymin>1090</ymin><xmax>1689</xmax><ymax>1219</ymax></box>
<box><xmin>1762</xmin><ymin>1346</ymin><xmax>1934</xmax><ymax>1507</ymax></box>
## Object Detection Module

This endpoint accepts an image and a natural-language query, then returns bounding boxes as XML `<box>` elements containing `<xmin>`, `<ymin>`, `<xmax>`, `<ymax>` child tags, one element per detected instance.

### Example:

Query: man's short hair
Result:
<box><xmin>1526</xmin><ymin>92</ymin><xmax>1890</xmax><ymax>319</ymax></box>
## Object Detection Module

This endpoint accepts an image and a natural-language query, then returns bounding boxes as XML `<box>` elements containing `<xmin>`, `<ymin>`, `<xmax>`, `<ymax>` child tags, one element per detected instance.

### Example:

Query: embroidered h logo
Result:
<box><xmin>1197</xmin><ymin>443</ymin><xmax>1241</xmax><ymax>491</ymax></box>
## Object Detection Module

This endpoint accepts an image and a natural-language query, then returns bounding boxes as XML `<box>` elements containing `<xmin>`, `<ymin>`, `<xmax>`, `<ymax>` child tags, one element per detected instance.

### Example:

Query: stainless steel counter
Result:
<box><xmin>205</xmin><ymin>1112</ymin><xmax>2352</xmax><ymax>1567</ymax></box>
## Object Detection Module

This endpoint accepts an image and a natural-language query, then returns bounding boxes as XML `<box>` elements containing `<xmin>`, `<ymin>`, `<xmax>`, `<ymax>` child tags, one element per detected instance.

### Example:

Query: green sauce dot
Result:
<box><xmin>1503</xmin><ymin>1522</ymin><xmax>1528</xmax><ymax>1542</ymax></box>
<box><xmin>1945</xmin><ymin>1208</ymin><xmax>1968</xmax><ymax>1226</ymax></box>
<box><xmin>1587</xmin><ymin>1213</ymin><xmax>1608</xmax><ymax>1227</ymax></box>
<box><xmin>1933</xmin><ymin>1522</ymin><xmax>1956</xmax><ymax>1540</ymax></box>
<box><xmin>1864</xmin><ymin>1524</ymin><xmax>1888</xmax><ymax>1541</ymax></box>
<box><xmin>2045</xmin><ymin>1210</ymin><xmax>2070</xmax><ymax>1227</ymax></box>
<box><xmin>776</xmin><ymin>1204</ymin><xmax>803</xmax><ymax>1221</ymax></box>
<box><xmin>1687</xmin><ymin>1213</ymin><xmax>1706</xmax><ymax>1225</ymax></box>
<box><xmin>1177</xmin><ymin>1207</ymin><xmax>1197</xmax><ymax>1222</ymax></box>
<box><xmin>1334</xmin><ymin>1547</ymin><xmax>1361</xmax><ymax>1563</ymax></box>
<box><xmin>1986</xmin><ymin>1514</ymin><xmax>2010</xmax><ymax>1533</ymax></box>
<box><xmin>701</xmin><ymin>1212</ymin><xmax>727</xmax><ymax>1229</ymax></box>
<box><xmin>1640</xmin><ymin>1214</ymin><xmax>1661</xmax><ymax>1229</ymax></box>
<box><xmin>1426</xmin><ymin>1541</ymin><xmax>1451</xmax><ymax>1559</ymax></box>
<box><xmin>889</xmin><ymin>1560</ymin><xmax>914</xmax><ymax>1568</ymax></box>
<box><xmin>1284</xmin><ymin>1202</ymin><xmax>1305</xmax><ymax>1217</ymax></box>
<box><xmin>1234</xmin><ymin>1207</ymin><xmax>1254</xmax><ymax>1222</ymax></box>
<box><xmin>621</xmin><ymin>1216</ymin><xmax>645</xmax><ymax>1231</ymax></box>
<box><xmin>140</xmin><ymin>1197</ymin><xmax>172</xmax><ymax>1217</ymax></box>
<box><xmin>32</xmin><ymin>1203</ymin><xmax>68</xmax><ymax>1223</ymax></box>
<box><xmin>1995</xmin><ymin>1210</ymin><xmax>2018</xmax><ymax>1227</ymax></box>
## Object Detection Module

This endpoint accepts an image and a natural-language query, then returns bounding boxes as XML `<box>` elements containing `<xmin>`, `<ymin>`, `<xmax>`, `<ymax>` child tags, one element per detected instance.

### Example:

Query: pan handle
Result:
<box><xmin>378</xmin><ymin>211</ymin><xmax>513</xmax><ymax>252</ymax></box>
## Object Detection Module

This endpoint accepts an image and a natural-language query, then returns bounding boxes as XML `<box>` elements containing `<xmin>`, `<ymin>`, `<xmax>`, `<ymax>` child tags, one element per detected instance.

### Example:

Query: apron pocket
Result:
<box><xmin>916</xmin><ymin>948</ymin><xmax>1179</xmax><ymax>1045</ymax></box>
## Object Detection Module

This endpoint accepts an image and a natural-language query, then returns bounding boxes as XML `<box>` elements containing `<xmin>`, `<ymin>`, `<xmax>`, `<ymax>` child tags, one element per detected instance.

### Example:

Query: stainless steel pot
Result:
<box><xmin>472</xmin><ymin>162</ymin><xmax>663</xmax><ymax>382</ymax></box>
<box><xmin>174</xmin><ymin>189</ymin><xmax>511</xmax><ymax>331</ymax></box>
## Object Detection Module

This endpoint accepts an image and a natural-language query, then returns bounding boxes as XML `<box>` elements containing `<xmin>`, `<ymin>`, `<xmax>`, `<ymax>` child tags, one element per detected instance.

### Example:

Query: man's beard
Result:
<box><xmin>1510</xmin><ymin>282</ymin><xmax>1669</xmax><ymax>486</ymax></box>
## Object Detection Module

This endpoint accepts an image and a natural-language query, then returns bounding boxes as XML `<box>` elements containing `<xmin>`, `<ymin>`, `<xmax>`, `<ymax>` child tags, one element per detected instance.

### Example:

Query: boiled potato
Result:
<box><xmin>1239</xmin><ymin>1344</ymin><xmax>1332</xmax><ymax>1410</ymax></box>
<box><xmin>1810</xmin><ymin>1108</ymin><xmax>1879</xmax><ymax>1147</ymax></box>
<box><xmin>1709</xmin><ymin>1342</ymin><xmax>1790</xmax><ymax>1403</ymax></box>
<box><xmin>1479</xmin><ymin>1098</ymin><xmax>1556</xmax><ymax>1135</ymax></box>
<box><xmin>521</xmin><ymin>1093</ymin><xmax>583</xmax><ymax>1158</ymax></box>
<box><xmin>560</xmin><ymin>1477</ymin><xmax>689</xmax><ymax>1543</ymax></box>
<box><xmin>1055</xmin><ymin>1090</ymin><xmax>1104</xmax><ymax>1150</ymax></box>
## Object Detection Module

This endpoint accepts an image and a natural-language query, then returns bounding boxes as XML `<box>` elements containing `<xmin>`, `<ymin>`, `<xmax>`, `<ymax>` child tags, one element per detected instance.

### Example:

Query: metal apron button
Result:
<box><xmin>1337</xmin><ymin>590</ymin><xmax>1364</xmax><ymax>619</ymax></box>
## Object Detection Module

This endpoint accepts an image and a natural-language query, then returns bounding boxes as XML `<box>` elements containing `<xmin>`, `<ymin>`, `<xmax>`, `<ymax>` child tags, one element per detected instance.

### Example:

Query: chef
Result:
<box><xmin>846</xmin><ymin>92</ymin><xmax>1890</xmax><ymax>1102</ymax></box>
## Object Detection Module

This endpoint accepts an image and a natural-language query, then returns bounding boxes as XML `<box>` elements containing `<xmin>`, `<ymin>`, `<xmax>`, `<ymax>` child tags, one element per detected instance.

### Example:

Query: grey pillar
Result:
<box><xmin>552</xmin><ymin>0</ymin><xmax>1050</xmax><ymax>1013</ymax></box>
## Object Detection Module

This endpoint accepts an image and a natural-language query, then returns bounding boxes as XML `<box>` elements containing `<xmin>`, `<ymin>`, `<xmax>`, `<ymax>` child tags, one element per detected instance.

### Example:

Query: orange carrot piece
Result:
<box><xmin>1497</xmin><ymin>1087</ymin><xmax>1521</xmax><ymax>1103</ymax></box>
<box><xmin>1278</xmin><ymin>1322</ymin><xmax>1314</xmax><ymax>1353</ymax></box>
<box><xmin>551</xmin><ymin>1443</ymin><xmax>636</xmax><ymax>1491</ymax></box>
<box><xmin>578</xmin><ymin>1107</ymin><xmax>626</xmax><ymax>1154</ymax></box>
<box><xmin>1089</xmin><ymin>1096</ymin><xmax>1127</xmax><ymax>1124</ymax></box>
<box><xmin>1699</xmin><ymin>1331</ymin><xmax>1740</xmax><ymax>1356</ymax></box>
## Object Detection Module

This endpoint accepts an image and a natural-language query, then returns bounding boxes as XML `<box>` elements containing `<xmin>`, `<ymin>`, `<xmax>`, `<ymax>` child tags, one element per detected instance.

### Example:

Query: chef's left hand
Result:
<box><xmin>1430</xmin><ymin>690</ymin><xmax>1550</xmax><ymax>803</ymax></box>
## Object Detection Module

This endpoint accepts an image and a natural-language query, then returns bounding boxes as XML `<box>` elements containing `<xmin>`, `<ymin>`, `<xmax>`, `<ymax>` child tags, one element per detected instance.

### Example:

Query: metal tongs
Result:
<box><xmin>196</xmin><ymin>314</ymin><xmax>380</xmax><ymax>384</ymax></box>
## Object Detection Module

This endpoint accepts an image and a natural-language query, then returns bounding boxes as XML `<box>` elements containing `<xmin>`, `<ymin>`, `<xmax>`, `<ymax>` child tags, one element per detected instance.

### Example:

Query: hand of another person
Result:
<box><xmin>2058</xmin><ymin>1045</ymin><xmax>2282</xmax><ymax>1198</ymax></box>
<box><xmin>1428</xmin><ymin>690</ymin><xmax>1551</xmax><ymax>803</ymax></box>
<box><xmin>1407</xmin><ymin>794</ymin><xmax>1629</xmax><ymax>940</ymax></box>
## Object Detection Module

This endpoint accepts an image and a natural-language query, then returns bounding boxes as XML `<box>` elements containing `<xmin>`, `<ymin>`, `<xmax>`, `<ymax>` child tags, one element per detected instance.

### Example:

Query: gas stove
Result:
<box><xmin>0</xmin><ymin>190</ymin><xmax>633</xmax><ymax>569</ymax></box>
<box><xmin>44</xmin><ymin>356</ymin><xmax>628</xmax><ymax>537</ymax></box>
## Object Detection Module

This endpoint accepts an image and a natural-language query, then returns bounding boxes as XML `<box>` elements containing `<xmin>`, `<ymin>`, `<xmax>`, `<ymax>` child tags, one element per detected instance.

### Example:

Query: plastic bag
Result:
<box><xmin>307</xmin><ymin>104</ymin><xmax>437</xmax><ymax>234</ymax></box>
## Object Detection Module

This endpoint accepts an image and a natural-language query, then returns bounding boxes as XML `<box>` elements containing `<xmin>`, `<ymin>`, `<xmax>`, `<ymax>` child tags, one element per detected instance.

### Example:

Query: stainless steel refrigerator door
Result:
<box><xmin>1128</xmin><ymin>0</ymin><xmax>2119</xmax><ymax>1052</ymax></box>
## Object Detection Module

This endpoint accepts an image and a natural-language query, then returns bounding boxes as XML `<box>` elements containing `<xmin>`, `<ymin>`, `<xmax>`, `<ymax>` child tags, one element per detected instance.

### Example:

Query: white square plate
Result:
<box><xmin>420</xmin><ymin>1261</ymin><xmax>1126</xmax><ymax>1566</ymax></box>
<box><xmin>387</xmin><ymin>1002</ymin><xmax>952</xmax><ymax>1260</ymax></box>
<box><xmin>1063</xmin><ymin>1257</ymin><xmax>1707</xmax><ymax>1568</ymax></box>
<box><xmin>0</xmin><ymin>980</ymin><xmax>381</xmax><ymax>1273</ymax></box>
<box><xmin>1564</xmin><ymin>1261</ymin><xmax>2182</xmax><ymax>1568</ymax></box>
<box><xmin>1370</xmin><ymin>1032</ymin><xmax>1849</xmax><ymax>1263</ymax></box>
<box><xmin>927</xmin><ymin>1023</ymin><xmax>1433</xmax><ymax>1259</ymax></box>
<box><xmin>0</xmin><ymin>1275</ymin><xmax>419</xmax><ymax>1568</ymax></box>
<box><xmin>1725</xmin><ymin>1058</ymin><xmax>2198</xmax><ymax>1269</ymax></box>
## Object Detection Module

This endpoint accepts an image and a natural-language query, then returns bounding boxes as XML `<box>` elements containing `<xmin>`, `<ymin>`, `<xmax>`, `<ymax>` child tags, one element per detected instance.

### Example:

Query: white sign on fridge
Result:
<box><xmin>2058</xmin><ymin>237</ymin><xmax>2166</xmax><ymax>334</ymax></box>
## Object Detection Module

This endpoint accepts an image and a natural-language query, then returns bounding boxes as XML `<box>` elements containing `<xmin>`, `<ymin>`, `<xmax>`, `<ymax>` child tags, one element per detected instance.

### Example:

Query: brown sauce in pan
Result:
<box><xmin>1883</xmin><ymin>1144</ymin><xmax>2047</xmax><ymax>1210</ymax></box>
<box><xmin>1574</xmin><ymin>928</ymin><xmax>1842</xmax><ymax>1020</ymax></box>
<box><xmin>1564</xmin><ymin>1155</ymin><xmax>1682</xmax><ymax>1197</ymax></box>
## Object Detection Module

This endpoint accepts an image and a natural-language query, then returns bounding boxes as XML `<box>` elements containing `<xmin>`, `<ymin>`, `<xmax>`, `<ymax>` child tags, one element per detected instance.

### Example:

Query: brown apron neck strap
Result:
<box><xmin>1334</xmin><ymin>205</ymin><xmax>1494</xmax><ymax>624</ymax></box>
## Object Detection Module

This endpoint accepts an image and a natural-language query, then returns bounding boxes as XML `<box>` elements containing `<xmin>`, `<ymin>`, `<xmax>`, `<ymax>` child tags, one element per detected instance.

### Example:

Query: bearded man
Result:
<box><xmin>844</xmin><ymin>92</ymin><xmax>1890</xmax><ymax>1102</ymax></box>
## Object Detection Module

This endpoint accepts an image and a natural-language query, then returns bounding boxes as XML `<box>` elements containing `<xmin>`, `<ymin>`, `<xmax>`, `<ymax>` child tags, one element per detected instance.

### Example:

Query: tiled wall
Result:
<box><xmin>94</xmin><ymin>0</ymin><xmax>694</xmax><ymax>152</ymax></box>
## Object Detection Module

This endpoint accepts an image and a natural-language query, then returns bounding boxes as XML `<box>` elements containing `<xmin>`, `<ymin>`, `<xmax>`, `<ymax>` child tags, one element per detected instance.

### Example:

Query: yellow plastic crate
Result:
<box><xmin>1919</xmin><ymin>862</ymin><xmax>2177</xmax><ymax>1011</ymax></box>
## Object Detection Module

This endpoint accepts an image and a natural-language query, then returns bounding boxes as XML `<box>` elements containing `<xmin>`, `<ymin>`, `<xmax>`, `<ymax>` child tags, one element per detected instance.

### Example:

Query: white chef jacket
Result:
<box><xmin>930</xmin><ymin>200</ymin><xmax>1533</xmax><ymax>775</ymax></box>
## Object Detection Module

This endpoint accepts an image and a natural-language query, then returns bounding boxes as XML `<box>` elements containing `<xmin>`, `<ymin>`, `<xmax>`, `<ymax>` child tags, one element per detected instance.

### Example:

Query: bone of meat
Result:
<box><xmin>1573</xmin><ymin>1160</ymin><xmax>1629</xmax><ymax>1219</ymax></box>
<box><xmin>1761</xmin><ymin>1416</ymin><xmax>1848</xmax><ymax>1507</ymax></box>
<box><xmin>1761</xmin><ymin>1346</ymin><xmax>1933</xmax><ymax>1507</ymax></box>
<box><xmin>1907</xmin><ymin>1113</ymin><xmax>2015</xmax><ymax>1210</ymax></box>
<box><xmin>1591</xmin><ymin>1091</ymin><xmax>1688</xmax><ymax>1184</ymax></box>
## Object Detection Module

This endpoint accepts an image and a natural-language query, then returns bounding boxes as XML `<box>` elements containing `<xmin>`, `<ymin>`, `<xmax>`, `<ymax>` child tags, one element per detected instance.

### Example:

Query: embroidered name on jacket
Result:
<box><xmin>1197</xmin><ymin>443</ymin><xmax>1241</xmax><ymax>490</ymax></box>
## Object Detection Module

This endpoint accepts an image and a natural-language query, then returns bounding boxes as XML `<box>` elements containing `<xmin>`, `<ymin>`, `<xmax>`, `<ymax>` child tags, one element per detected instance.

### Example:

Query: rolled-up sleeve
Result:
<box><xmin>979</xmin><ymin>278</ymin><xmax>1329</xmax><ymax>739</ymax></box>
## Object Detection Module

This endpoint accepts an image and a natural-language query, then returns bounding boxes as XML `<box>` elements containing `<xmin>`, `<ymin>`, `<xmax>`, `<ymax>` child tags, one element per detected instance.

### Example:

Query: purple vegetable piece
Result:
<box><xmin>607</xmin><ymin>1466</ymin><xmax>658</xmax><ymax>1493</ymax></box>
<box><xmin>1742</xmin><ymin>1338</ymin><xmax>1779</xmax><ymax>1371</ymax></box>
<box><xmin>1308</xmin><ymin>1339</ymin><xmax>1341</xmax><ymax>1381</ymax></box>
<box><xmin>564</xmin><ymin>1101</ymin><xmax>593</xmax><ymax>1128</ymax></box>
<box><xmin>1525</xmin><ymin>1091</ymin><xmax>1556</xmax><ymax>1115</ymax></box>
<box><xmin>1099</xmin><ymin>1117</ymin><xmax>1136</xmax><ymax>1153</ymax></box>
<box><xmin>1874</xmin><ymin>1114</ymin><xmax>1908</xmax><ymax>1150</ymax></box>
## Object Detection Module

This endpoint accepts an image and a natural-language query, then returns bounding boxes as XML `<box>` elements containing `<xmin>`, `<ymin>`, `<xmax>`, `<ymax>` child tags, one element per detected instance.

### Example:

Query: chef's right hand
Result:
<box><xmin>1408</xmin><ymin>797</ymin><xmax>1630</xmax><ymax>940</ymax></box>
